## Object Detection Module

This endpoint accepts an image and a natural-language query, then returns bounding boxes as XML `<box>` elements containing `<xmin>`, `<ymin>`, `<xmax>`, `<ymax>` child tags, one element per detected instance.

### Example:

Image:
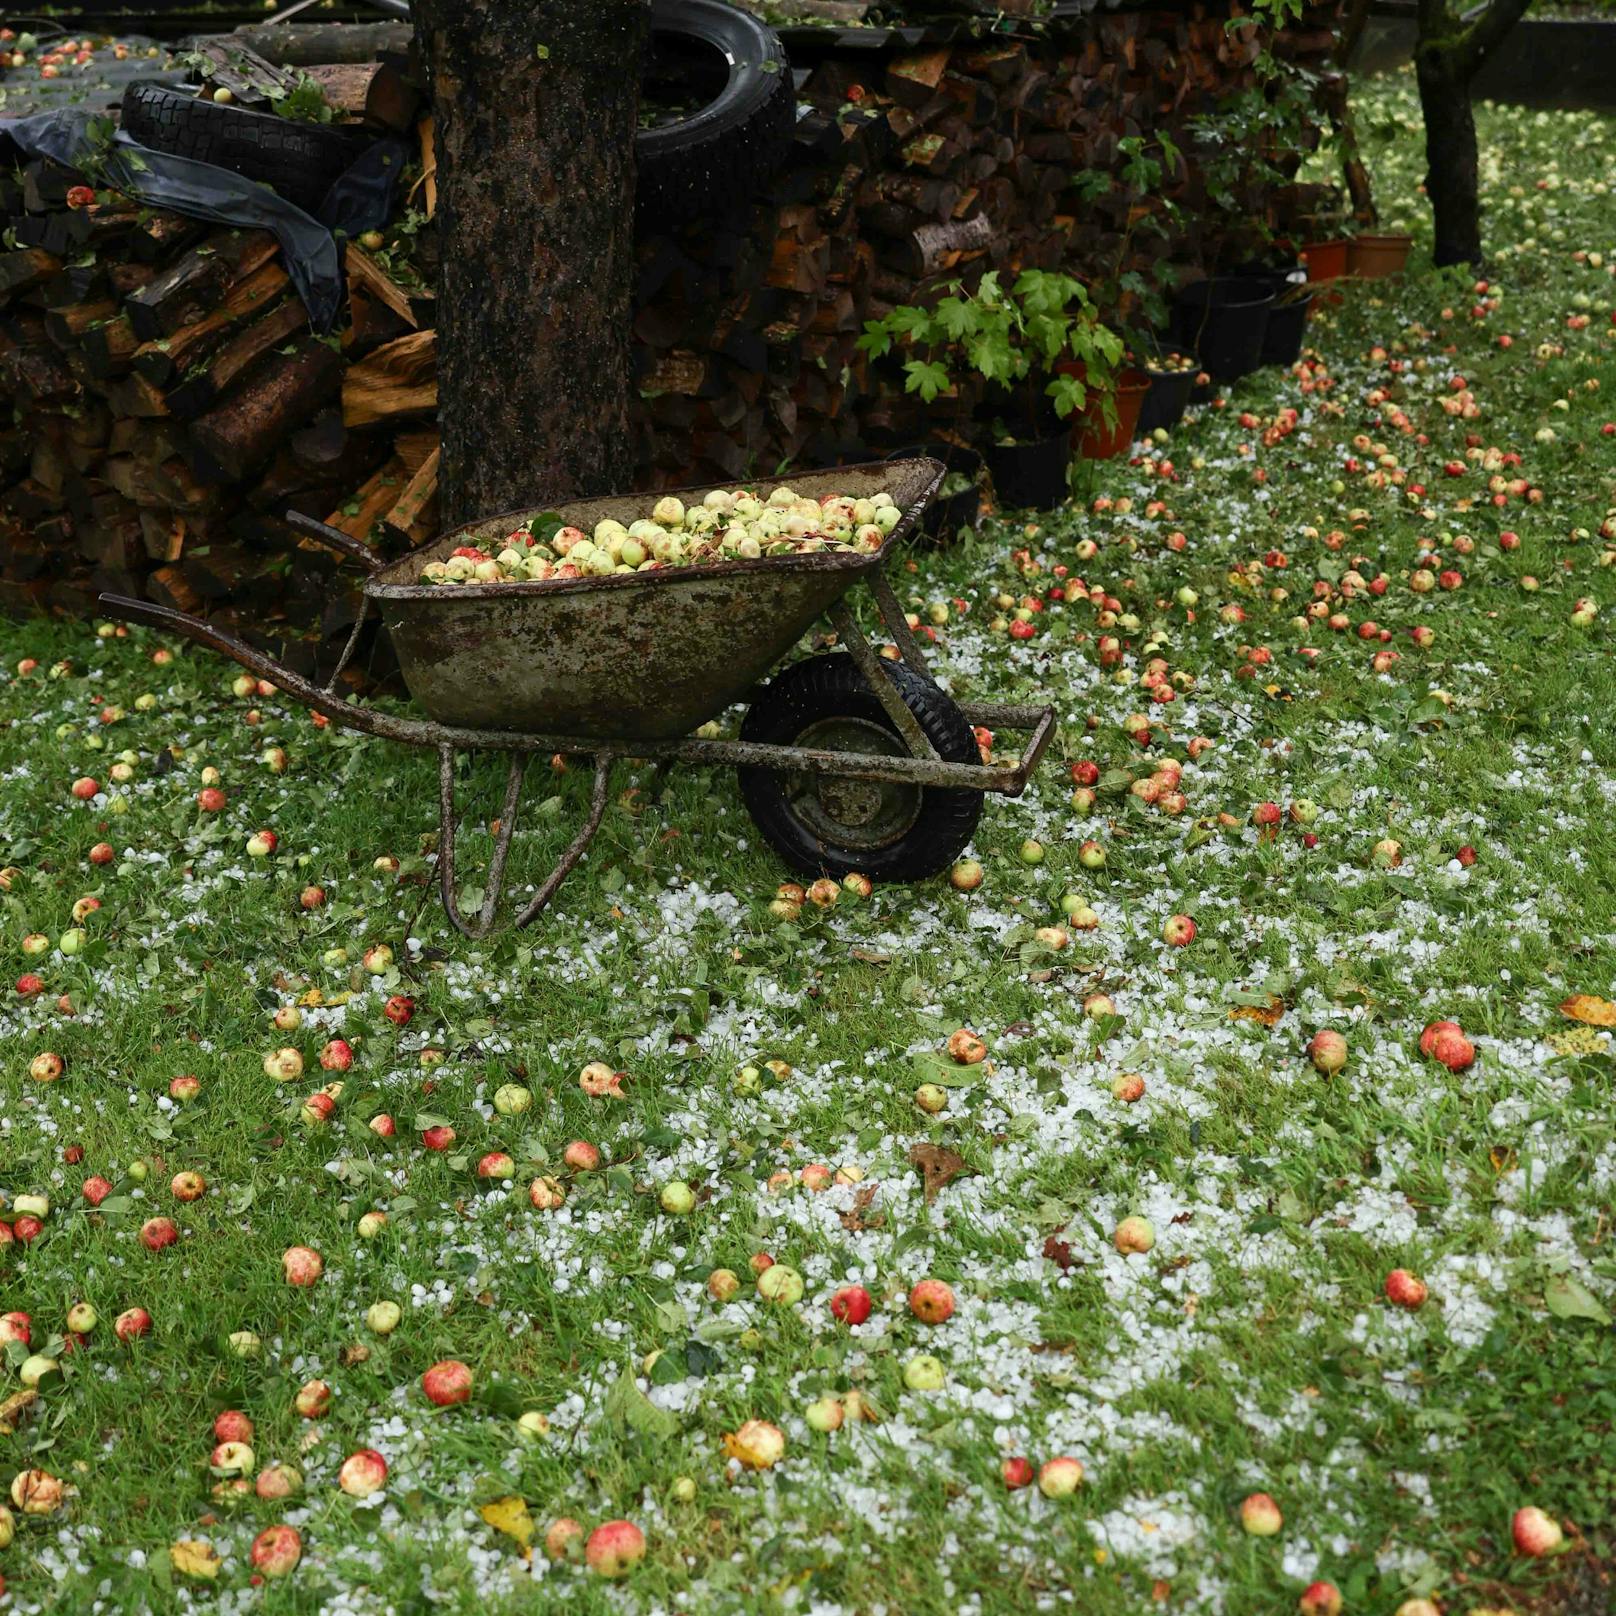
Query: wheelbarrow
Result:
<box><xmin>98</xmin><ymin>458</ymin><xmax>1057</xmax><ymax>937</ymax></box>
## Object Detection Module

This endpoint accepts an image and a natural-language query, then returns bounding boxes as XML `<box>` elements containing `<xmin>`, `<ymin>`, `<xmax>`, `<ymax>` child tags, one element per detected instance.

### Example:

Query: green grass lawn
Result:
<box><xmin>2</xmin><ymin>72</ymin><xmax>1615</xmax><ymax>1616</ymax></box>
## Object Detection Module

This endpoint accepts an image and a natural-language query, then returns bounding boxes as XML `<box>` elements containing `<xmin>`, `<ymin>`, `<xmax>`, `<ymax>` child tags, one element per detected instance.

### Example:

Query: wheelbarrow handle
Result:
<box><xmin>285</xmin><ymin>510</ymin><xmax>388</xmax><ymax>574</ymax></box>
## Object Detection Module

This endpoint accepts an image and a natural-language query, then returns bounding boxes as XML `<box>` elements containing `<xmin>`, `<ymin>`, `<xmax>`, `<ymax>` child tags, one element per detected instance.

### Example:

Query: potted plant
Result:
<box><xmin>858</xmin><ymin>270</ymin><xmax>1123</xmax><ymax>508</ymax></box>
<box><xmin>1063</xmin><ymin>133</ymin><xmax>1182</xmax><ymax>457</ymax></box>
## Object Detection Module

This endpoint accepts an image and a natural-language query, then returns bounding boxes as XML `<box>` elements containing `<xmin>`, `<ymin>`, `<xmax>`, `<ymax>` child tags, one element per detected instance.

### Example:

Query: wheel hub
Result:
<box><xmin>787</xmin><ymin>717</ymin><xmax>922</xmax><ymax>851</ymax></box>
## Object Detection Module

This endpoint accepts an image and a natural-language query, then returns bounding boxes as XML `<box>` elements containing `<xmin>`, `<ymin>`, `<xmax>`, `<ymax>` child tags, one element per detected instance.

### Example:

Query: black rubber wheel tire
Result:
<box><xmin>636</xmin><ymin>0</ymin><xmax>795</xmax><ymax>225</ymax></box>
<box><xmin>738</xmin><ymin>654</ymin><xmax>984</xmax><ymax>884</ymax></box>
<box><xmin>120</xmin><ymin>81</ymin><xmax>368</xmax><ymax>216</ymax></box>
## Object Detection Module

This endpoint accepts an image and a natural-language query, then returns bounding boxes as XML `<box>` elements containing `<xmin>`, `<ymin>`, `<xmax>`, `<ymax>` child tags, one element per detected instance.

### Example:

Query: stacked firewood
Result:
<box><xmin>0</xmin><ymin>155</ymin><xmax>439</xmax><ymax>673</ymax></box>
<box><xmin>0</xmin><ymin>0</ymin><xmax>1342</xmax><ymax>646</ymax></box>
<box><xmin>629</xmin><ymin>0</ymin><xmax>1344</xmax><ymax>484</ymax></box>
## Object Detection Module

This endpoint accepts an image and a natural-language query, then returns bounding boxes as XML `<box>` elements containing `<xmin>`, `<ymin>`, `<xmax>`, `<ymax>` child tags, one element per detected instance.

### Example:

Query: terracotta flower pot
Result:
<box><xmin>1300</xmin><ymin>238</ymin><xmax>1349</xmax><ymax>282</ymax></box>
<box><xmin>1069</xmin><ymin>367</ymin><xmax>1150</xmax><ymax>461</ymax></box>
<box><xmin>1348</xmin><ymin>234</ymin><xmax>1413</xmax><ymax>279</ymax></box>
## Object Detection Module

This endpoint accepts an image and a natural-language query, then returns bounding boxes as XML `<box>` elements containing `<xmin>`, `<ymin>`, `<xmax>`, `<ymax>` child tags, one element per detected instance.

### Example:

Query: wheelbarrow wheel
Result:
<box><xmin>738</xmin><ymin>654</ymin><xmax>983</xmax><ymax>882</ymax></box>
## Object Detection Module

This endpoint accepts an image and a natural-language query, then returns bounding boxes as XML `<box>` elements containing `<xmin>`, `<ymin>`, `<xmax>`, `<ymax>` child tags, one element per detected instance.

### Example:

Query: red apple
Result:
<box><xmin>1002</xmin><ymin>1456</ymin><xmax>1034</xmax><ymax>1490</ymax></box>
<box><xmin>114</xmin><ymin>1307</ymin><xmax>152</xmax><ymax>1341</ymax></box>
<box><xmin>585</xmin><ymin>1520</ymin><xmax>646</xmax><ymax>1579</ymax></box>
<box><xmin>1385</xmin><ymin>1269</ymin><xmax>1428</xmax><ymax>1309</ymax></box>
<box><xmin>214</xmin><ymin>1410</ymin><xmax>253</xmax><ymax>1445</ymax></box>
<box><xmin>1299</xmin><ymin>1581</ymin><xmax>1343</xmax><ymax>1616</ymax></box>
<box><xmin>250</xmin><ymin>1524</ymin><xmax>302</xmax><ymax>1578</ymax></box>
<box><xmin>1512</xmin><ymin>1505</ymin><xmax>1563</xmax><ymax>1557</ymax></box>
<box><xmin>282</xmin><ymin>1245</ymin><xmax>323</xmax><ymax>1286</ymax></box>
<box><xmin>421</xmin><ymin>1359</ymin><xmax>473</xmax><ymax>1407</ymax></box>
<box><xmin>140</xmin><ymin>1217</ymin><xmax>178</xmax><ymax>1251</ymax></box>
<box><xmin>319</xmin><ymin>1039</ymin><xmax>354</xmax><ymax>1072</ymax></box>
<box><xmin>1240</xmin><ymin>1491</ymin><xmax>1283</xmax><ymax>1536</ymax></box>
<box><xmin>337</xmin><ymin>1449</ymin><xmax>387</xmax><ymax>1497</ymax></box>
<box><xmin>829</xmin><ymin>1285</ymin><xmax>873</xmax><ymax>1326</ymax></box>
<box><xmin>908</xmin><ymin>1279</ymin><xmax>955</xmax><ymax>1325</ymax></box>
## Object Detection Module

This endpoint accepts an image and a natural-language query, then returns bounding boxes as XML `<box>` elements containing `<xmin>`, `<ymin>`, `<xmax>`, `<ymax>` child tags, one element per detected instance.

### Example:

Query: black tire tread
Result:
<box><xmin>120</xmin><ymin>81</ymin><xmax>365</xmax><ymax>215</ymax></box>
<box><xmin>636</xmin><ymin>0</ymin><xmax>796</xmax><ymax>223</ymax></box>
<box><xmin>738</xmin><ymin>654</ymin><xmax>983</xmax><ymax>883</ymax></box>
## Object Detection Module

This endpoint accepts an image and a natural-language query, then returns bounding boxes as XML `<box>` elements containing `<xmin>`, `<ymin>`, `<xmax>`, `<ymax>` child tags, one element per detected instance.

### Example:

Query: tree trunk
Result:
<box><xmin>1415</xmin><ymin>43</ymin><xmax>1482</xmax><ymax>267</ymax></box>
<box><xmin>411</xmin><ymin>0</ymin><xmax>650</xmax><ymax>527</ymax></box>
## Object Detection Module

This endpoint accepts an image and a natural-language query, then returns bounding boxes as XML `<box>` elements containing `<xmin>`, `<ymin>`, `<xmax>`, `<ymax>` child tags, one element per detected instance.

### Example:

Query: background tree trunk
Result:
<box><xmin>1411</xmin><ymin>0</ymin><xmax>1534</xmax><ymax>268</ymax></box>
<box><xmin>1415</xmin><ymin>44</ymin><xmax>1482</xmax><ymax>266</ymax></box>
<box><xmin>411</xmin><ymin>0</ymin><xmax>650</xmax><ymax>527</ymax></box>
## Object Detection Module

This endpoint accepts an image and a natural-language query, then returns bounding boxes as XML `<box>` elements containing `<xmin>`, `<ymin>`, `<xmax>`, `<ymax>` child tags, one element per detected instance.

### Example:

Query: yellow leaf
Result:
<box><xmin>171</xmin><ymin>1540</ymin><xmax>223</xmax><ymax>1581</ymax></box>
<box><xmin>1546</xmin><ymin>1026</ymin><xmax>1609</xmax><ymax>1057</ymax></box>
<box><xmin>0</xmin><ymin>1388</ymin><xmax>40</xmax><ymax>1436</ymax></box>
<box><xmin>1229</xmin><ymin>995</ymin><xmax>1285</xmax><ymax>1028</ymax></box>
<box><xmin>1560</xmin><ymin>994</ymin><xmax>1616</xmax><ymax>1027</ymax></box>
<box><xmin>479</xmin><ymin>1496</ymin><xmax>535</xmax><ymax>1557</ymax></box>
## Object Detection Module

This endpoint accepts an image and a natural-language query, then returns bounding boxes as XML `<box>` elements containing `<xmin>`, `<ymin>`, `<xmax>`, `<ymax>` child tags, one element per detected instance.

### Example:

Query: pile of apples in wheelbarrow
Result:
<box><xmin>419</xmin><ymin>486</ymin><xmax>905</xmax><ymax>585</ymax></box>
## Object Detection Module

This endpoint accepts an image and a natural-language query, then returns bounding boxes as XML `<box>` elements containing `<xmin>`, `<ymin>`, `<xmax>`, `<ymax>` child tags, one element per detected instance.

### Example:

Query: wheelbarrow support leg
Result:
<box><xmin>514</xmin><ymin>755</ymin><xmax>614</xmax><ymax>929</ymax></box>
<box><xmin>866</xmin><ymin>566</ymin><xmax>940</xmax><ymax>688</ymax></box>
<box><xmin>825</xmin><ymin>596</ymin><xmax>940</xmax><ymax>763</ymax></box>
<box><xmin>437</xmin><ymin>749</ymin><xmax>528</xmax><ymax>940</ymax></box>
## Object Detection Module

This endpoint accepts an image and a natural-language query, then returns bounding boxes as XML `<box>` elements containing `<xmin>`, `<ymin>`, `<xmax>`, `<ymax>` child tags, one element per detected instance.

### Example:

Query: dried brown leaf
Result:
<box><xmin>908</xmin><ymin>1143</ymin><xmax>968</xmax><ymax>1204</ymax></box>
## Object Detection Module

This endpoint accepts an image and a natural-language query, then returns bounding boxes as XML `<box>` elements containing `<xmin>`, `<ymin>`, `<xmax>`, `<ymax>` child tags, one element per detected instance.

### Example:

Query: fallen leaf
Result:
<box><xmin>1042</xmin><ymin>1232</ymin><xmax>1074</xmax><ymax>1269</ymax></box>
<box><xmin>479</xmin><ymin>1496</ymin><xmax>535</xmax><ymax>1557</ymax></box>
<box><xmin>1560</xmin><ymin>994</ymin><xmax>1616</xmax><ymax>1027</ymax></box>
<box><xmin>1546</xmin><ymin>1026</ymin><xmax>1609</xmax><ymax>1057</ymax></box>
<box><xmin>0</xmin><ymin>1387</ymin><xmax>40</xmax><ymax>1435</ymax></box>
<box><xmin>604</xmin><ymin>1366</ymin><xmax>680</xmax><ymax>1439</ymax></box>
<box><xmin>909</xmin><ymin>1142</ymin><xmax>968</xmax><ymax>1203</ymax></box>
<box><xmin>170</xmin><ymin>1540</ymin><xmax>223</xmax><ymax>1581</ymax></box>
<box><xmin>838</xmin><ymin>1183</ymin><xmax>883</xmax><ymax>1232</ymax></box>
<box><xmin>850</xmin><ymin>947</ymin><xmax>890</xmax><ymax>965</ymax></box>
<box><xmin>1544</xmin><ymin>1272</ymin><xmax>1612</xmax><ymax>1325</ymax></box>
<box><xmin>1229</xmin><ymin>994</ymin><xmax>1285</xmax><ymax>1027</ymax></box>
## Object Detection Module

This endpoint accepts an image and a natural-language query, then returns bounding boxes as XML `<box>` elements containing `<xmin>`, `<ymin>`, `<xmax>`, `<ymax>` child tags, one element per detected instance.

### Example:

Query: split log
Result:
<box><xmin>200</xmin><ymin>22</ymin><xmax>415</xmax><ymax>68</ymax></box>
<box><xmin>165</xmin><ymin>299</ymin><xmax>310</xmax><ymax>421</ymax></box>
<box><xmin>125</xmin><ymin>233</ymin><xmax>280</xmax><ymax>343</ymax></box>
<box><xmin>381</xmin><ymin>445</ymin><xmax>440</xmax><ymax>545</ymax></box>
<box><xmin>188</xmin><ymin>42</ymin><xmax>300</xmax><ymax>109</ymax></box>
<box><xmin>341</xmin><ymin>330</ymin><xmax>437</xmax><ymax>428</ymax></box>
<box><xmin>345</xmin><ymin>245</ymin><xmax>420</xmax><ymax>328</ymax></box>
<box><xmin>325</xmin><ymin>459</ymin><xmax>408</xmax><ymax>544</ymax></box>
<box><xmin>0</xmin><ymin>249</ymin><xmax>62</xmax><ymax>302</ymax></box>
<box><xmin>303</xmin><ymin>63</ymin><xmax>420</xmax><ymax>133</ymax></box>
<box><xmin>131</xmin><ymin>261</ymin><xmax>291</xmax><ymax>388</ymax></box>
<box><xmin>189</xmin><ymin>337</ymin><xmax>345</xmax><ymax>483</ymax></box>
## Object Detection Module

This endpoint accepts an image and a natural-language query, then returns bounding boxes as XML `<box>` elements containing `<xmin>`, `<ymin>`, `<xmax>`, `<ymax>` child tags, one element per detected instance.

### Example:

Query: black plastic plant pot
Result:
<box><xmin>885</xmin><ymin>444</ymin><xmax>983</xmax><ymax>543</ymax></box>
<box><xmin>1137</xmin><ymin>362</ymin><xmax>1196</xmax><ymax>435</ymax></box>
<box><xmin>1260</xmin><ymin>289</ymin><xmax>1315</xmax><ymax>368</ymax></box>
<box><xmin>985</xmin><ymin>431</ymin><xmax>1071</xmax><ymax>510</ymax></box>
<box><xmin>1170</xmin><ymin>278</ymin><xmax>1276</xmax><ymax>383</ymax></box>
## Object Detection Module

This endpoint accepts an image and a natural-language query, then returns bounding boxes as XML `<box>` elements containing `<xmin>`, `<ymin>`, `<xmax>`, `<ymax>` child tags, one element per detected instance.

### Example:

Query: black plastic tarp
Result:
<box><xmin>0</xmin><ymin>106</ymin><xmax>405</xmax><ymax>331</ymax></box>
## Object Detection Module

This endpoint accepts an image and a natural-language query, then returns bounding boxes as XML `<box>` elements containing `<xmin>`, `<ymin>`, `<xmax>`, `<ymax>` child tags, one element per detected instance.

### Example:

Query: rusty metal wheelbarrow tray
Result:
<box><xmin>96</xmin><ymin>457</ymin><xmax>1059</xmax><ymax>937</ymax></box>
<box><xmin>367</xmin><ymin>458</ymin><xmax>947</xmax><ymax>741</ymax></box>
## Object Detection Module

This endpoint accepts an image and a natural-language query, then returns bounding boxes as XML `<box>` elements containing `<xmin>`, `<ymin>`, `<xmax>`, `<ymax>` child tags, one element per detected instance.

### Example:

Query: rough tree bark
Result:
<box><xmin>1413</xmin><ymin>0</ymin><xmax>1534</xmax><ymax>267</ymax></box>
<box><xmin>410</xmin><ymin>0</ymin><xmax>650</xmax><ymax>526</ymax></box>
